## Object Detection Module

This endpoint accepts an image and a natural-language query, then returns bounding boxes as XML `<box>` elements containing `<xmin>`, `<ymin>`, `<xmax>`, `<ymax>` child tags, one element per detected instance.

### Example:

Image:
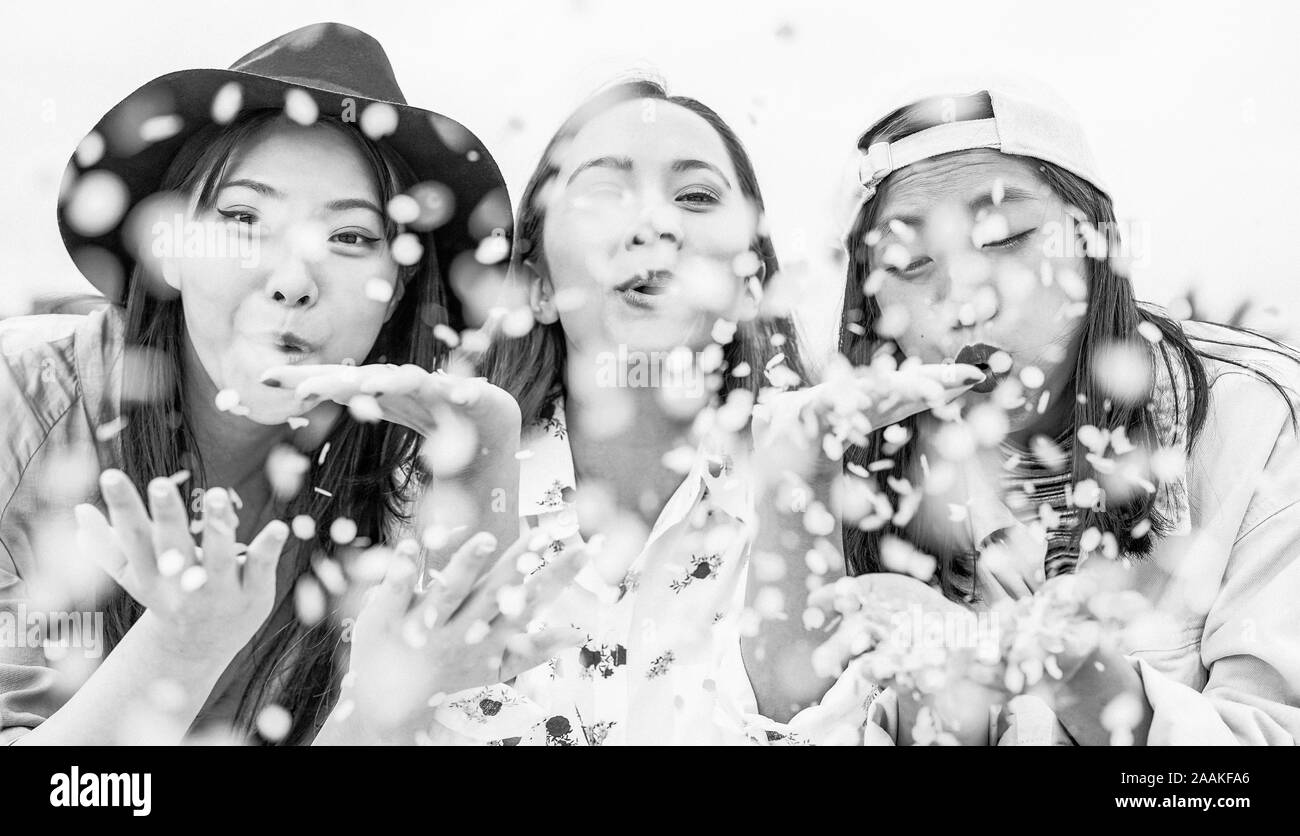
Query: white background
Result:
<box><xmin>5</xmin><ymin>0</ymin><xmax>1299</xmax><ymax>352</ymax></box>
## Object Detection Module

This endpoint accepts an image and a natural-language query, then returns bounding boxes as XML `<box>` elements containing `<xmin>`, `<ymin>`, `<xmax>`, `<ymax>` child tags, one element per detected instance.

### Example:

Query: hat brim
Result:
<box><xmin>58</xmin><ymin>67</ymin><xmax>511</xmax><ymax>328</ymax></box>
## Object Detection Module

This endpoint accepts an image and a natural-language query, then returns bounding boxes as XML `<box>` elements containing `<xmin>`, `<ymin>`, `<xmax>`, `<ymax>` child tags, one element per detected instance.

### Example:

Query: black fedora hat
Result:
<box><xmin>57</xmin><ymin>22</ymin><xmax>511</xmax><ymax>325</ymax></box>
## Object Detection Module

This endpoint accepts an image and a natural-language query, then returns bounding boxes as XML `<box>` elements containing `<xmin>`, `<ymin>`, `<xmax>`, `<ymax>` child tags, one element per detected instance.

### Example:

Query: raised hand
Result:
<box><xmin>74</xmin><ymin>470</ymin><xmax>288</xmax><ymax>661</ymax></box>
<box><xmin>337</xmin><ymin>529</ymin><xmax>589</xmax><ymax>740</ymax></box>
<box><xmin>259</xmin><ymin>363</ymin><xmax>521</xmax><ymax>469</ymax></box>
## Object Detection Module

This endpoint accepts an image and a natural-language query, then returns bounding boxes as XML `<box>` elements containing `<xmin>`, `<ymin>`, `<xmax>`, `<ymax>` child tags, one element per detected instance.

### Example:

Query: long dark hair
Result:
<box><xmin>482</xmin><ymin>79</ymin><xmax>805</xmax><ymax>425</ymax></box>
<box><xmin>840</xmin><ymin>92</ymin><xmax>1299</xmax><ymax>599</ymax></box>
<box><xmin>100</xmin><ymin>109</ymin><xmax>448</xmax><ymax>743</ymax></box>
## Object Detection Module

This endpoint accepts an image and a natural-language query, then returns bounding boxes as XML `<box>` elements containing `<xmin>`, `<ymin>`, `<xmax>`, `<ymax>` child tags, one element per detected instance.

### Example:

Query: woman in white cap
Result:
<box><xmin>797</xmin><ymin>88</ymin><xmax>1300</xmax><ymax>744</ymax></box>
<box><xmin>0</xmin><ymin>23</ymin><xmax>577</xmax><ymax>746</ymax></box>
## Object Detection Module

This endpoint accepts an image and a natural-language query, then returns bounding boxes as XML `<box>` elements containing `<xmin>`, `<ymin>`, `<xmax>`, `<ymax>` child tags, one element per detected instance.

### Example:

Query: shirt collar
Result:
<box><xmin>517</xmin><ymin>398</ymin><xmax>753</xmax><ymax>529</ymax></box>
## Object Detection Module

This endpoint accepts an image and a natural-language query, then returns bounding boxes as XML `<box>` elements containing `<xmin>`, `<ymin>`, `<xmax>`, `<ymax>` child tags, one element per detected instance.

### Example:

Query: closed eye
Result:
<box><xmin>884</xmin><ymin>256</ymin><xmax>933</xmax><ymax>278</ymax></box>
<box><xmin>981</xmin><ymin>228</ymin><xmax>1037</xmax><ymax>250</ymax></box>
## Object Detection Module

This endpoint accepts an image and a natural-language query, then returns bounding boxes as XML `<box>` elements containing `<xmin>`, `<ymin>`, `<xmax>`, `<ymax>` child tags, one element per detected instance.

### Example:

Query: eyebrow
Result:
<box><xmin>217</xmin><ymin>179</ymin><xmax>383</xmax><ymax>217</ymax></box>
<box><xmin>671</xmin><ymin>159</ymin><xmax>733</xmax><ymax>189</ymax></box>
<box><xmin>565</xmin><ymin>156</ymin><xmax>734</xmax><ymax>189</ymax></box>
<box><xmin>877</xmin><ymin>185</ymin><xmax>1042</xmax><ymax>233</ymax></box>
<box><xmin>566</xmin><ymin>156</ymin><xmax>633</xmax><ymax>185</ymax></box>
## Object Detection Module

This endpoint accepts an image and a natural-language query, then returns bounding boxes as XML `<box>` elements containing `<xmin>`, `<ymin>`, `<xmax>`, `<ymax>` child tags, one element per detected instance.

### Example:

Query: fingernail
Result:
<box><xmin>100</xmin><ymin>469</ymin><xmax>126</xmax><ymax>489</ymax></box>
<box><xmin>475</xmin><ymin>533</ymin><xmax>498</xmax><ymax>554</ymax></box>
<box><xmin>265</xmin><ymin>520</ymin><xmax>289</xmax><ymax>540</ymax></box>
<box><xmin>149</xmin><ymin>479</ymin><xmax>172</xmax><ymax>499</ymax></box>
<box><xmin>206</xmin><ymin>488</ymin><xmax>227</xmax><ymax>509</ymax></box>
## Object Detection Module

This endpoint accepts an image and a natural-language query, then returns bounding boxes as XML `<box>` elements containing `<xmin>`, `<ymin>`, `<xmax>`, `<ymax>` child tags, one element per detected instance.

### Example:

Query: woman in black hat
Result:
<box><xmin>0</xmin><ymin>23</ymin><xmax>574</xmax><ymax>746</ymax></box>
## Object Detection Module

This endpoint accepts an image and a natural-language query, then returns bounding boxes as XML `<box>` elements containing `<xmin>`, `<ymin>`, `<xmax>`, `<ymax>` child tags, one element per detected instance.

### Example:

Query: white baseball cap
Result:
<box><xmin>854</xmin><ymin>87</ymin><xmax>1109</xmax><ymax>205</ymax></box>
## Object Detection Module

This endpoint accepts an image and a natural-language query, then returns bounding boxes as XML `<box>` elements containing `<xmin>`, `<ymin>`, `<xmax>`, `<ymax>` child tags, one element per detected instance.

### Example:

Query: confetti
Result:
<box><xmin>463</xmin><ymin>619</ymin><xmax>491</xmax><ymax>646</ymax></box>
<box><xmin>329</xmin><ymin>517</ymin><xmax>358</xmax><ymax>545</ymax></box>
<box><xmin>214</xmin><ymin>389</ymin><xmax>240</xmax><ymax>412</ymax></box>
<box><xmin>179</xmin><ymin>565</ymin><xmax>207</xmax><ymax>592</ymax></box>
<box><xmin>364</xmin><ymin>278</ymin><xmax>394</xmax><ymax>303</ymax></box>
<box><xmin>387</xmin><ymin>194</ymin><xmax>420</xmax><ymax>225</ymax></box>
<box><xmin>347</xmin><ymin>394</ymin><xmax>383</xmax><ymax>423</ymax></box>
<box><xmin>391</xmin><ymin>233</ymin><xmax>423</xmax><ymax>266</ymax></box>
<box><xmin>496</xmin><ymin>585</ymin><xmax>526</xmax><ymax>619</ymax></box>
<box><xmin>291</xmin><ymin>515</ymin><xmax>316</xmax><ymax>540</ymax></box>
<box><xmin>360</xmin><ymin>102</ymin><xmax>399</xmax><ymax>140</ymax></box>
<box><xmin>731</xmin><ymin>251</ymin><xmax>761</xmax><ymax>278</ymax></box>
<box><xmin>283</xmin><ymin>88</ymin><xmax>318</xmax><ymax>125</ymax></box>
<box><xmin>295</xmin><ymin>576</ymin><xmax>326</xmax><ymax>626</ymax></box>
<box><xmin>157</xmin><ymin>549</ymin><xmax>185</xmax><ymax>577</ymax></box>
<box><xmin>211</xmin><ymin>82</ymin><xmax>243</xmax><ymax>124</ymax></box>
<box><xmin>266</xmin><ymin>445</ymin><xmax>310</xmax><ymax>500</ymax></box>
<box><xmin>139</xmin><ymin>114</ymin><xmax>183</xmax><ymax>144</ymax></box>
<box><xmin>256</xmin><ymin>705</ymin><xmax>293</xmax><ymax>743</ymax></box>
<box><xmin>75</xmin><ymin>132</ymin><xmax>105</xmax><ymax>168</ymax></box>
<box><xmin>1019</xmin><ymin>366</ymin><xmax>1045</xmax><ymax>389</ymax></box>
<box><xmin>63</xmin><ymin>171</ymin><xmax>130</xmax><ymax>237</ymax></box>
<box><xmin>475</xmin><ymin>234</ymin><xmax>510</xmax><ymax>265</ymax></box>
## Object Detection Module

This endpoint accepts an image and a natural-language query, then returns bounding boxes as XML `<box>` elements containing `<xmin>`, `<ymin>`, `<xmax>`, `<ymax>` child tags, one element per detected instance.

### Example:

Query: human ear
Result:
<box><xmin>526</xmin><ymin>258</ymin><xmax>559</xmax><ymax>325</ymax></box>
<box><xmin>734</xmin><ymin>255</ymin><xmax>766</xmax><ymax>322</ymax></box>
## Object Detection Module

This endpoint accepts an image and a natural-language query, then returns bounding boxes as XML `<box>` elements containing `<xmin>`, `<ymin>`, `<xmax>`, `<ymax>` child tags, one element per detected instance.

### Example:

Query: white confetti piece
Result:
<box><xmin>214</xmin><ymin>388</ymin><xmax>241</xmax><ymax>412</ymax></box>
<box><xmin>283</xmin><ymin>88</ymin><xmax>318</xmax><ymax>126</ymax></box>
<box><xmin>360</xmin><ymin>102</ymin><xmax>399</xmax><ymax>140</ymax></box>
<box><xmin>75</xmin><ymin>132</ymin><xmax>105</xmax><ymax>168</ymax></box>
<box><xmin>286</xmin><ymin>416</ymin><xmax>309</xmax><ymax>430</ymax></box>
<box><xmin>266</xmin><ymin>445</ymin><xmax>310</xmax><ymax>500</ymax></box>
<box><xmin>347</xmin><ymin>394</ymin><xmax>383</xmax><ymax>423</ymax></box>
<box><xmin>94</xmin><ymin>416</ymin><xmax>127</xmax><ymax>442</ymax></box>
<box><xmin>291</xmin><ymin>515</ymin><xmax>316</xmax><ymax>540</ymax></box>
<box><xmin>157</xmin><ymin>548</ymin><xmax>185</xmax><ymax>577</ymax></box>
<box><xmin>801</xmin><ymin>608</ymin><xmax>826</xmax><ymax>631</ymax></box>
<box><xmin>432</xmin><ymin>324</ymin><xmax>460</xmax><ymax>348</ymax></box>
<box><xmin>64</xmin><ymin>170</ymin><xmax>130</xmax><ymax>237</ymax></box>
<box><xmin>364</xmin><ymin>278</ymin><xmax>394</xmax><ymax>303</ymax></box>
<box><xmin>179</xmin><ymin>565</ymin><xmax>207</xmax><ymax>592</ymax></box>
<box><xmin>329</xmin><ymin>517</ymin><xmax>358</xmax><ymax>545</ymax></box>
<box><xmin>711</xmin><ymin>318</ymin><xmax>738</xmax><ymax>344</ymax></box>
<box><xmin>210</xmin><ymin>82</ymin><xmax>243</xmax><ymax>124</ymax></box>
<box><xmin>731</xmin><ymin>251</ymin><xmax>761</xmax><ymax>278</ymax></box>
<box><xmin>475</xmin><ymin>234</ymin><xmax>509</xmax><ymax>265</ymax></box>
<box><xmin>139</xmin><ymin>114</ymin><xmax>183</xmax><ymax>144</ymax></box>
<box><xmin>387</xmin><ymin>194</ymin><xmax>420</xmax><ymax>225</ymax></box>
<box><xmin>496</xmin><ymin>585</ymin><xmax>526</xmax><ymax>619</ymax></box>
<box><xmin>1019</xmin><ymin>366</ymin><xmax>1045</xmax><ymax>388</ymax></box>
<box><xmin>463</xmin><ymin>619</ymin><xmax>491</xmax><ymax>645</ymax></box>
<box><xmin>256</xmin><ymin>705</ymin><xmax>293</xmax><ymax>743</ymax></box>
<box><xmin>391</xmin><ymin>233</ymin><xmax>423</xmax><ymax>266</ymax></box>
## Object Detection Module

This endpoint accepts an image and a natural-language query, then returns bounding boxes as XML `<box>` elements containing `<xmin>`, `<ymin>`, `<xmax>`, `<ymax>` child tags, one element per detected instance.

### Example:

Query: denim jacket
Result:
<box><xmin>0</xmin><ymin>308</ymin><xmax>297</xmax><ymax>743</ymax></box>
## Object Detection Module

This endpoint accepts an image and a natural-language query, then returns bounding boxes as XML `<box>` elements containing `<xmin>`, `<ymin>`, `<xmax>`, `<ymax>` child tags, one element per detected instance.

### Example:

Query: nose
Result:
<box><xmin>935</xmin><ymin>256</ymin><xmax>1001</xmax><ymax>328</ymax></box>
<box><xmin>264</xmin><ymin>253</ymin><xmax>319</xmax><ymax>309</ymax></box>
<box><xmin>626</xmin><ymin>204</ymin><xmax>682</xmax><ymax>251</ymax></box>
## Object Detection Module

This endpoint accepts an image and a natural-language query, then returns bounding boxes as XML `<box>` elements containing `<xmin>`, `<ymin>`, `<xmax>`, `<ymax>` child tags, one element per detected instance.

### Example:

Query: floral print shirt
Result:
<box><xmin>431</xmin><ymin>400</ymin><xmax>765</xmax><ymax>745</ymax></box>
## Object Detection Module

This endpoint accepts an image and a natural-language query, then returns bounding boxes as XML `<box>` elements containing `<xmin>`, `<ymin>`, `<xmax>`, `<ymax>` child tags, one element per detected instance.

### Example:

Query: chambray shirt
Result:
<box><xmin>0</xmin><ymin>308</ymin><xmax>300</xmax><ymax>744</ymax></box>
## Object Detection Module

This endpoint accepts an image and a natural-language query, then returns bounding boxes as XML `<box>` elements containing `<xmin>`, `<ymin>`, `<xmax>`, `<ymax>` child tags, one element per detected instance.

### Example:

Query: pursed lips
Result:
<box><xmin>615</xmin><ymin>270</ymin><xmax>675</xmax><ymax>306</ymax></box>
